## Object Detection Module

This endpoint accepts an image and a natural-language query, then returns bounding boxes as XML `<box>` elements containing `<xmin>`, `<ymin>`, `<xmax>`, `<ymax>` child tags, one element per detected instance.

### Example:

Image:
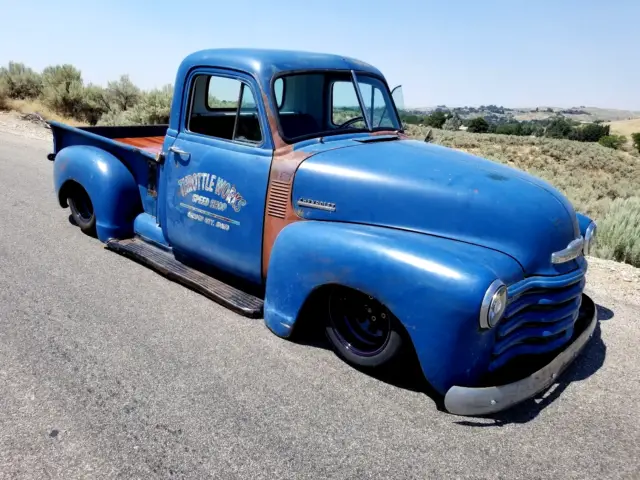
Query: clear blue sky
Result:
<box><xmin>1</xmin><ymin>0</ymin><xmax>639</xmax><ymax>110</ymax></box>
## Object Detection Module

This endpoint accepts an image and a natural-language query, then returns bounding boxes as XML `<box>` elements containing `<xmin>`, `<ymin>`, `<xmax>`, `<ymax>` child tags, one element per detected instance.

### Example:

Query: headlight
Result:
<box><xmin>583</xmin><ymin>221</ymin><xmax>597</xmax><ymax>256</ymax></box>
<box><xmin>480</xmin><ymin>280</ymin><xmax>508</xmax><ymax>329</ymax></box>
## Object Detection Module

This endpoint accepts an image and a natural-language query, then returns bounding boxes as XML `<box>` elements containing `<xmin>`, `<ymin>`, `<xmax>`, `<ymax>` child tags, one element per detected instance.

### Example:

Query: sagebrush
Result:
<box><xmin>0</xmin><ymin>61</ymin><xmax>171</xmax><ymax>126</ymax></box>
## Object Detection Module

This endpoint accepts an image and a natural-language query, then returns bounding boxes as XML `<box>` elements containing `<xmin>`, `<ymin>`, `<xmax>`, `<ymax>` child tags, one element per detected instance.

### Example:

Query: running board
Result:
<box><xmin>105</xmin><ymin>237</ymin><xmax>263</xmax><ymax>318</ymax></box>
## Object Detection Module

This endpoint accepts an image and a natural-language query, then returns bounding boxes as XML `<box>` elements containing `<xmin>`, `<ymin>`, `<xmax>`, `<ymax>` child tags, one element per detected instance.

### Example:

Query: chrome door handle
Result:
<box><xmin>169</xmin><ymin>146</ymin><xmax>189</xmax><ymax>156</ymax></box>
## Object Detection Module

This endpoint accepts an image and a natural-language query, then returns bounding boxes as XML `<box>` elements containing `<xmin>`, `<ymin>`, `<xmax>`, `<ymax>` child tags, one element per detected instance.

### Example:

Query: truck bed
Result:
<box><xmin>49</xmin><ymin>122</ymin><xmax>169</xmax><ymax>218</ymax></box>
<box><xmin>112</xmin><ymin>135</ymin><xmax>165</xmax><ymax>155</ymax></box>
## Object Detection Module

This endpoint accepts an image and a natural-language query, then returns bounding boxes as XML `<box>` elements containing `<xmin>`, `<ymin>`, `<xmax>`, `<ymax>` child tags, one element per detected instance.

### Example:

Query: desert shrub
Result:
<box><xmin>98</xmin><ymin>85</ymin><xmax>172</xmax><ymax>126</ymax></box>
<box><xmin>78</xmin><ymin>84</ymin><xmax>111</xmax><ymax>125</ymax></box>
<box><xmin>40</xmin><ymin>64</ymin><xmax>86</xmax><ymax>118</ymax></box>
<box><xmin>631</xmin><ymin>133</ymin><xmax>640</xmax><ymax>154</ymax></box>
<box><xmin>0</xmin><ymin>82</ymin><xmax>9</xmax><ymax>110</ymax></box>
<box><xmin>595</xmin><ymin>197</ymin><xmax>640</xmax><ymax>267</ymax></box>
<box><xmin>106</xmin><ymin>75</ymin><xmax>141</xmax><ymax>111</ymax></box>
<box><xmin>598</xmin><ymin>135</ymin><xmax>626</xmax><ymax>150</ymax></box>
<box><xmin>0</xmin><ymin>62</ymin><xmax>42</xmax><ymax>99</ymax></box>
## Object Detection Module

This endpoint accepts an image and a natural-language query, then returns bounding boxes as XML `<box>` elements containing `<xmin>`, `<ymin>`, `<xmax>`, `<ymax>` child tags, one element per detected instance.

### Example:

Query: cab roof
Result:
<box><xmin>177</xmin><ymin>48</ymin><xmax>384</xmax><ymax>86</ymax></box>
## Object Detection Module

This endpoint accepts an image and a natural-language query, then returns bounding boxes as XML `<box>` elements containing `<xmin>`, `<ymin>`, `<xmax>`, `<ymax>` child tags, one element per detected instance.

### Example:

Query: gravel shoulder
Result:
<box><xmin>0</xmin><ymin>118</ymin><xmax>638</xmax><ymax>479</ymax></box>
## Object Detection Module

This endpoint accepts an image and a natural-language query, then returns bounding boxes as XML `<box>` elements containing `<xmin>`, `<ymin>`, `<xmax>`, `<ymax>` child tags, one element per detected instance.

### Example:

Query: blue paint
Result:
<box><xmin>50</xmin><ymin>121</ymin><xmax>159</xmax><ymax>217</ymax></box>
<box><xmin>293</xmin><ymin>138</ymin><xmax>581</xmax><ymax>276</ymax></box>
<box><xmin>263</xmin><ymin>220</ymin><xmax>524</xmax><ymax>393</ymax></box>
<box><xmin>52</xmin><ymin>145</ymin><xmax>142</xmax><ymax>242</ymax></box>
<box><xmin>47</xmin><ymin>48</ymin><xmax>596</xmax><ymax>401</ymax></box>
<box><xmin>134</xmin><ymin>212</ymin><xmax>169</xmax><ymax>248</ymax></box>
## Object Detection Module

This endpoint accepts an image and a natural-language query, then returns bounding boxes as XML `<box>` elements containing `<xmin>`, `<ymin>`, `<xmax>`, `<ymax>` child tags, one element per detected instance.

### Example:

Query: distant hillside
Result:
<box><xmin>410</xmin><ymin>105</ymin><xmax>640</xmax><ymax>124</ymax></box>
<box><xmin>406</xmin><ymin>124</ymin><xmax>640</xmax><ymax>267</ymax></box>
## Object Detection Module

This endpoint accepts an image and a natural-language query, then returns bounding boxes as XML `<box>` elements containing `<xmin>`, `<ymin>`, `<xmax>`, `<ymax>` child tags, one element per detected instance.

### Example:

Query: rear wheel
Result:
<box><xmin>325</xmin><ymin>286</ymin><xmax>403</xmax><ymax>368</ymax></box>
<box><xmin>67</xmin><ymin>185</ymin><xmax>96</xmax><ymax>236</ymax></box>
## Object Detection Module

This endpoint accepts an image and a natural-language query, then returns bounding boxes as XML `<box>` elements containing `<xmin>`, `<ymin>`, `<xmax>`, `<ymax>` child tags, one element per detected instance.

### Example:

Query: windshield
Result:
<box><xmin>273</xmin><ymin>71</ymin><xmax>402</xmax><ymax>142</ymax></box>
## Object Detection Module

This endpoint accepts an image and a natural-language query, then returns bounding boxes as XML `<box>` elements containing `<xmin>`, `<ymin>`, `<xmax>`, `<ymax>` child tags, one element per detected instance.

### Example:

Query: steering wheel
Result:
<box><xmin>337</xmin><ymin>116</ymin><xmax>364</xmax><ymax>129</ymax></box>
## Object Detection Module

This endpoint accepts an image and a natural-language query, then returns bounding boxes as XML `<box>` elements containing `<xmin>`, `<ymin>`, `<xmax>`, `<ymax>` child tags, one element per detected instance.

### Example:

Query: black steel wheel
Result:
<box><xmin>68</xmin><ymin>185</ymin><xmax>96</xmax><ymax>236</ymax></box>
<box><xmin>325</xmin><ymin>286</ymin><xmax>403</xmax><ymax>368</ymax></box>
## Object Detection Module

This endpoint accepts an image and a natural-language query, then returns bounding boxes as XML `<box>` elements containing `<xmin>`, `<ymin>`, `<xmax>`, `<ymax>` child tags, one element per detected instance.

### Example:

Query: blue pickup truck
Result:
<box><xmin>48</xmin><ymin>48</ymin><xmax>598</xmax><ymax>416</ymax></box>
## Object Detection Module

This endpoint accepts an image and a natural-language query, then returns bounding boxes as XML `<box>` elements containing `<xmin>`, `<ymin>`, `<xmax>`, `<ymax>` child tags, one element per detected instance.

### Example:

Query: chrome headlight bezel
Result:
<box><xmin>583</xmin><ymin>221</ymin><xmax>597</xmax><ymax>256</ymax></box>
<box><xmin>480</xmin><ymin>280</ymin><xmax>508</xmax><ymax>329</ymax></box>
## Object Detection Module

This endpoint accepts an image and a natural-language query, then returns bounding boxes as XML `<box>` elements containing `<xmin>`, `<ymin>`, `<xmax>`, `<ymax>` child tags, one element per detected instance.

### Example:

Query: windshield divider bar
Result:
<box><xmin>350</xmin><ymin>70</ymin><xmax>372</xmax><ymax>132</ymax></box>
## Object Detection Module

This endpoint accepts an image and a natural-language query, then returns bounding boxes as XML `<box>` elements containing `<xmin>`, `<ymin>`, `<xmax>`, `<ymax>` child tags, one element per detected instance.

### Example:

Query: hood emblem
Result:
<box><xmin>551</xmin><ymin>236</ymin><xmax>584</xmax><ymax>264</ymax></box>
<box><xmin>297</xmin><ymin>198</ymin><xmax>336</xmax><ymax>212</ymax></box>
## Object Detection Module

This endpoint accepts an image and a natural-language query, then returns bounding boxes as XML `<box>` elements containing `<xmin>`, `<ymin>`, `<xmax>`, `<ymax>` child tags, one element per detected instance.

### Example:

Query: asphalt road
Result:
<box><xmin>0</xmin><ymin>131</ymin><xmax>638</xmax><ymax>479</ymax></box>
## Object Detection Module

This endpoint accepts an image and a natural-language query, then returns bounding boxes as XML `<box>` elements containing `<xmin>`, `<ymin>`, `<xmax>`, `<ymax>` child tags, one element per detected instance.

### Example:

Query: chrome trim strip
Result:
<box><xmin>297</xmin><ymin>198</ymin><xmax>336</xmax><ymax>212</ymax></box>
<box><xmin>444</xmin><ymin>294</ymin><xmax>597</xmax><ymax>416</ymax></box>
<box><xmin>551</xmin><ymin>236</ymin><xmax>584</xmax><ymax>264</ymax></box>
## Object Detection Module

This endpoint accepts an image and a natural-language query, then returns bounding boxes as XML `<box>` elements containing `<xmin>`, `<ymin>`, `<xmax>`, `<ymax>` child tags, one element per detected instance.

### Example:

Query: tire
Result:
<box><xmin>67</xmin><ymin>185</ymin><xmax>96</xmax><ymax>236</ymax></box>
<box><xmin>325</xmin><ymin>286</ymin><xmax>403</xmax><ymax>369</ymax></box>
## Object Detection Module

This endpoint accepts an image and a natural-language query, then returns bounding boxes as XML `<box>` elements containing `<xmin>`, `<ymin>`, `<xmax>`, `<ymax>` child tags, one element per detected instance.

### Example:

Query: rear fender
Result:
<box><xmin>54</xmin><ymin>145</ymin><xmax>142</xmax><ymax>242</ymax></box>
<box><xmin>264</xmin><ymin>221</ymin><xmax>524</xmax><ymax>393</ymax></box>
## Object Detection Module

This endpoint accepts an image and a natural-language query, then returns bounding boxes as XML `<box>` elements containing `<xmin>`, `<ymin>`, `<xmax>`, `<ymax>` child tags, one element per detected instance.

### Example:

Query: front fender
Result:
<box><xmin>264</xmin><ymin>221</ymin><xmax>524</xmax><ymax>393</ymax></box>
<box><xmin>54</xmin><ymin>145</ymin><xmax>142</xmax><ymax>242</ymax></box>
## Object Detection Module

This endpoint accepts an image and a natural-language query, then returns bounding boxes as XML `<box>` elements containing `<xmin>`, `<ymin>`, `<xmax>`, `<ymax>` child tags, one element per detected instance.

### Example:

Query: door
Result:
<box><xmin>160</xmin><ymin>69</ymin><xmax>273</xmax><ymax>284</ymax></box>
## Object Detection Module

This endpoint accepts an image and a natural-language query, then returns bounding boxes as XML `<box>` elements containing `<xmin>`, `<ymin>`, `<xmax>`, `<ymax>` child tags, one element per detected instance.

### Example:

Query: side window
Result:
<box><xmin>188</xmin><ymin>74</ymin><xmax>262</xmax><ymax>144</ymax></box>
<box><xmin>331</xmin><ymin>81</ymin><xmax>366</xmax><ymax>128</ymax></box>
<box><xmin>274</xmin><ymin>78</ymin><xmax>284</xmax><ymax>109</ymax></box>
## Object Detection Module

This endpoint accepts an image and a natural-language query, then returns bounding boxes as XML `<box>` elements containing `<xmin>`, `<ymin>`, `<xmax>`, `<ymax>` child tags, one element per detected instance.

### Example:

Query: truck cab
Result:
<box><xmin>48</xmin><ymin>48</ymin><xmax>598</xmax><ymax>416</ymax></box>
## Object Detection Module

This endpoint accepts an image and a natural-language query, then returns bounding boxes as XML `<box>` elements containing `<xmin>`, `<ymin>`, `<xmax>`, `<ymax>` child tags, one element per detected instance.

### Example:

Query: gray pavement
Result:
<box><xmin>0</xmin><ymin>131</ymin><xmax>638</xmax><ymax>479</ymax></box>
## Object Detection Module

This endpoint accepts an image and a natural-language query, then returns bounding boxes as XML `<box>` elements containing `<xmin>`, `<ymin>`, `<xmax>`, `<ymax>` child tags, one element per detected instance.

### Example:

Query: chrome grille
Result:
<box><xmin>489</xmin><ymin>268</ymin><xmax>586</xmax><ymax>372</ymax></box>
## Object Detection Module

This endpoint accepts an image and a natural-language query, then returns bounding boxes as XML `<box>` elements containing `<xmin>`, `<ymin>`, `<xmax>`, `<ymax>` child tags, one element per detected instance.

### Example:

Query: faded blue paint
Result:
<box><xmin>52</xmin><ymin>145</ymin><xmax>142</xmax><ymax>242</ymax></box>
<box><xmin>50</xmin><ymin>122</ymin><xmax>159</xmax><ymax>217</ymax></box>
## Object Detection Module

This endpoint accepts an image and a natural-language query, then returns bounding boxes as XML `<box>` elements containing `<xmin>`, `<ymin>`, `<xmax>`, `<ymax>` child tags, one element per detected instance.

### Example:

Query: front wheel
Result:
<box><xmin>325</xmin><ymin>286</ymin><xmax>403</xmax><ymax>369</ymax></box>
<box><xmin>67</xmin><ymin>185</ymin><xmax>96</xmax><ymax>236</ymax></box>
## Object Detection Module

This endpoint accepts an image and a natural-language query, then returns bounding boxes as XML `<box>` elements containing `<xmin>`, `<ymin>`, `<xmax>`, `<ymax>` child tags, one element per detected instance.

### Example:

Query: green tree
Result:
<box><xmin>631</xmin><ymin>133</ymin><xmax>640</xmax><ymax>154</ymax></box>
<box><xmin>598</xmin><ymin>135</ymin><xmax>626</xmax><ymax>150</ymax></box>
<box><xmin>569</xmin><ymin>123</ymin><xmax>610</xmax><ymax>142</ymax></box>
<box><xmin>545</xmin><ymin>117</ymin><xmax>572</xmax><ymax>138</ymax></box>
<box><xmin>425</xmin><ymin>110</ymin><xmax>446</xmax><ymax>128</ymax></box>
<box><xmin>467</xmin><ymin>117</ymin><xmax>490</xmax><ymax>133</ymax></box>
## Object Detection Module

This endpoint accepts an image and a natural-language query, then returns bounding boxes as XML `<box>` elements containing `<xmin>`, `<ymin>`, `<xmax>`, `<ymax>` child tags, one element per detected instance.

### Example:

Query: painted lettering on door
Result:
<box><xmin>177</xmin><ymin>172</ymin><xmax>247</xmax><ymax>230</ymax></box>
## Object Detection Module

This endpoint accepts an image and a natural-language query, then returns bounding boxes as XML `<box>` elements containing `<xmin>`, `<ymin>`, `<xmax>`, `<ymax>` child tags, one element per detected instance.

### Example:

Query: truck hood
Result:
<box><xmin>292</xmin><ymin>138</ymin><xmax>581</xmax><ymax>276</ymax></box>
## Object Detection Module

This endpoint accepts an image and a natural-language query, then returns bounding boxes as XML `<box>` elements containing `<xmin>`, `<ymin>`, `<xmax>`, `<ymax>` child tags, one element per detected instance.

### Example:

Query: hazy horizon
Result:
<box><xmin>1</xmin><ymin>0</ymin><xmax>639</xmax><ymax>110</ymax></box>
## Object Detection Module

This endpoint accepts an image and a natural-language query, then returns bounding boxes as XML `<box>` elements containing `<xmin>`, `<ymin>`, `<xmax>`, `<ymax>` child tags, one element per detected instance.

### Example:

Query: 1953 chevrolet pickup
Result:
<box><xmin>47</xmin><ymin>48</ymin><xmax>598</xmax><ymax>416</ymax></box>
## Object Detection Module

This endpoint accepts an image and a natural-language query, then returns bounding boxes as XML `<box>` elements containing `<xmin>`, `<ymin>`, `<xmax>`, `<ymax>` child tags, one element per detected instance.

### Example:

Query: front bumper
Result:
<box><xmin>443</xmin><ymin>293</ymin><xmax>597</xmax><ymax>416</ymax></box>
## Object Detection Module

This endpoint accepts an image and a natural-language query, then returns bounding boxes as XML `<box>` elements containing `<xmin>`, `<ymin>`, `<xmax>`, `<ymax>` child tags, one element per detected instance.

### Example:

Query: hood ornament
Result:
<box><xmin>551</xmin><ymin>236</ymin><xmax>584</xmax><ymax>264</ymax></box>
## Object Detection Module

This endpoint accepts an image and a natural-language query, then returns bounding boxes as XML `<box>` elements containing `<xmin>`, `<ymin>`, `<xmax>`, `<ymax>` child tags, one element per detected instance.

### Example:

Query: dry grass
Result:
<box><xmin>407</xmin><ymin>125</ymin><xmax>640</xmax><ymax>267</ymax></box>
<box><xmin>607</xmin><ymin>118</ymin><xmax>640</xmax><ymax>139</ymax></box>
<box><xmin>7</xmin><ymin>98</ymin><xmax>84</xmax><ymax>126</ymax></box>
